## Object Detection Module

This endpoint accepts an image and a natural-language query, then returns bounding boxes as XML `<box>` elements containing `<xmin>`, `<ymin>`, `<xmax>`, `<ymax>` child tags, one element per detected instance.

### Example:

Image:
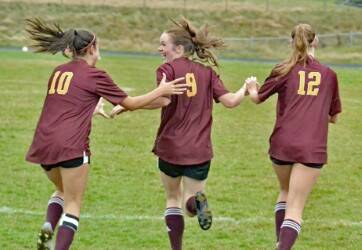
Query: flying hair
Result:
<box><xmin>167</xmin><ymin>17</ymin><xmax>224</xmax><ymax>67</ymax></box>
<box><xmin>25</xmin><ymin>18</ymin><xmax>96</xmax><ymax>58</ymax></box>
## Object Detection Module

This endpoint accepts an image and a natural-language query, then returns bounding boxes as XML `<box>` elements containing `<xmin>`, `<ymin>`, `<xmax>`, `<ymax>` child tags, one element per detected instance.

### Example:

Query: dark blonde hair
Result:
<box><xmin>166</xmin><ymin>17</ymin><xmax>224</xmax><ymax>67</ymax></box>
<box><xmin>25</xmin><ymin>18</ymin><xmax>96</xmax><ymax>58</ymax></box>
<box><xmin>271</xmin><ymin>24</ymin><xmax>316</xmax><ymax>78</ymax></box>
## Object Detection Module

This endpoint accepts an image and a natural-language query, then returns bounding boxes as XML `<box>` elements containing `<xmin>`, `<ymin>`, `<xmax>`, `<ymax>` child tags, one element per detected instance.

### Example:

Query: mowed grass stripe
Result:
<box><xmin>1</xmin><ymin>206</ymin><xmax>362</xmax><ymax>227</ymax></box>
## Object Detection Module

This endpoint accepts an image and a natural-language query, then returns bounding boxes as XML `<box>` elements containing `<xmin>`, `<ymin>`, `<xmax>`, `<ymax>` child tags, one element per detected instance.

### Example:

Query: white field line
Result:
<box><xmin>0</xmin><ymin>206</ymin><xmax>361</xmax><ymax>227</ymax></box>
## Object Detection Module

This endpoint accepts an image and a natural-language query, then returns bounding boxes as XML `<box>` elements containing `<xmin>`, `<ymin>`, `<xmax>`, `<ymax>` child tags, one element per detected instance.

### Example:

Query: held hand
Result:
<box><xmin>110</xmin><ymin>104</ymin><xmax>127</xmax><ymax>118</ymax></box>
<box><xmin>158</xmin><ymin>73</ymin><xmax>187</xmax><ymax>95</ymax></box>
<box><xmin>242</xmin><ymin>82</ymin><xmax>249</xmax><ymax>96</ymax></box>
<box><xmin>245</xmin><ymin>76</ymin><xmax>260</xmax><ymax>93</ymax></box>
<box><xmin>93</xmin><ymin>97</ymin><xmax>110</xmax><ymax>119</ymax></box>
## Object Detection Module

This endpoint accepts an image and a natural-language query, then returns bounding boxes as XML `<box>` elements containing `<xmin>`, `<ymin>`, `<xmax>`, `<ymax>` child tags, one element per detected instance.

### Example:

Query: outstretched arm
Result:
<box><xmin>119</xmin><ymin>74</ymin><xmax>185</xmax><ymax>111</ymax></box>
<box><xmin>110</xmin><ymin>97</ymin><xmax>170</xmax><ymax>117</ymax></box>
<box><xmin>218</xmin><ymin>83</ymin><xmax>248</xmax><ymax>108</ymax></box>
<box><xmin>110</xmin><ymin>74</ymin><xmax>184</xmax><ymax>117</ymax></box>
<box><xmin>141</xmin><ymin>96</ymin><xmax>171</xmax><ymax>109</ymax></box>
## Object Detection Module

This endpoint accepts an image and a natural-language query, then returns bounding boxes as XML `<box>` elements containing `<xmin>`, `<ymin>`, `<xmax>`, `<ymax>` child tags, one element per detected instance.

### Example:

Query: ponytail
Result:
<box><xmin>167</xmin><ymin>17</ymin><xmax>224</xmax><ymax>67</ymax></box>
<box><xmin>25</xmin><ymin>18</ymin><xmax>96</xmax><ymax>58</ymax></box>
<box><xmin>271</xmin><ymin>23</ymin><xmax>316</xmax><ymax>78</ymax></box>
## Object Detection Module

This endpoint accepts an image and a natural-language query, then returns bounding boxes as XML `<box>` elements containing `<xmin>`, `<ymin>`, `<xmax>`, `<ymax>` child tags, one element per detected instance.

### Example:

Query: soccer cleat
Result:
<box><xmin>37</xmin><ymin>222</ymin><xmax>54</xmax><ymax>250</ymax></box>
<box><xmin>195</xmin><ymin>192</ymin><xmax>212</xmax><ymax>230</ymax></box>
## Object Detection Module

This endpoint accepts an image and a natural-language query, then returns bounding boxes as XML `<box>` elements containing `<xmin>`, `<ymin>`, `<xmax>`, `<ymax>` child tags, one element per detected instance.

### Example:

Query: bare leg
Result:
<box><xmin>273</xmin><ymin>164</ymin><xmax>292</xmax><ymax>202</ymax></box>
<box><xmin>55</xmin><ymin>164</ymin><xmax>89</xmax><ymax>250</ymax></box>
<box><xmin>37</xmin><ymin>167</ymin><xmax>65</xmax><ymax>249</ymax></box>
<box><xmin>273</xmin><ymin>163</ymin><xmax>292</xmax><ymax>244</ymax></box>
<box><xmin>160</xmin><ymin>172</ymin><xmax>183</xmax><ymax>250</ymax></box>
<box><xmin>60</xmin><ymin>164</ymin><xmax>89</xmax><ymax>217</ymax></box>
<box><xmin>278</xmin><ymin>163</ymin><xmax>321</xmax><ymax>250</ymax></box>
<box><xmin>285</xmin><ymin>163</ymin><xmax>320</xmax><ymax>223</ymax></box>
<box><xmin>182</xmin><ymin>177</ymin><xmax>206</xmax><ymax>217</ymax></box>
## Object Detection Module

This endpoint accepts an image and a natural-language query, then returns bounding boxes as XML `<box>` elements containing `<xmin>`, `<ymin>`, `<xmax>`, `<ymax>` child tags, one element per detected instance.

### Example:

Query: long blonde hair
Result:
<box><xmin>166</xmin><ymin>17</ymin><xmax>224</xmax><ymax>67</ymax></box>
<box><xmin>271</xmin><ymin>24</ymin><xmax>316</xmax><ymax>78</ymax></box>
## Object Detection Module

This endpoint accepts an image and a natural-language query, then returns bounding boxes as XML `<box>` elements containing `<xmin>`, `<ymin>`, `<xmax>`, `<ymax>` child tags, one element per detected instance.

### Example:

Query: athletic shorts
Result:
<box><xmin>270</xmin><ymin>156</ymin><xmax>323</xmax><ymax>169</ymax></box>
<box><xmin>158</xmin><ymin>158</ymin><xmax>210</xmax><ymax>181</ymax></box>
<box><xmin>41</xmin><ymin>153</ymin><xmax>90</xmax><ymax>171</ymax></box>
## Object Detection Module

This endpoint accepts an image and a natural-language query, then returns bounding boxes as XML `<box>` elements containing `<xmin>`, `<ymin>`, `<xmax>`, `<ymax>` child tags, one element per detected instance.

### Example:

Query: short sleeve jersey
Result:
<box><xmin>26</xmin><ymin>59</ymin><xmax>128</xmax><ymax>165</ymax></box>
<box><xmin>258</xmin><ymin>57</ymin><xmax>342</xmax><ymax>164</ymax></box>
<box><xmin>153</xmin><ymin>57</ymin><xmax>229</xmax><ymax>165</ymax></box>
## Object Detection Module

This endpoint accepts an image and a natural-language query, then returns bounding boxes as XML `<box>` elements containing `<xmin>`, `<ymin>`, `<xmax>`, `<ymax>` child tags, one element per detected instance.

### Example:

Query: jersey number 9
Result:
<box><xmin>185</xmin><ymin>73</ymin><xmax>197</xmax><ymax>97</ymax></box>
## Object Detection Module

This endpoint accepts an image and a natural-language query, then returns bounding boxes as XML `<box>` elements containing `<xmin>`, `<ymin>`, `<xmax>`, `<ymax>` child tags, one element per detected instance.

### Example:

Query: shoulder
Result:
<box><xmin>88</xmin><ymin>66</ymin><xmax>111</xmax><ymax>79</ymax></box>
<box><xmin>157</xmin><ymin>62</ymin><xmax>174</xmax><ymax>73</ymax></box>
<box><xmin>315</xmin><ymin>61</ymin><xmax>337</xmax><ymax>81</ymax></box>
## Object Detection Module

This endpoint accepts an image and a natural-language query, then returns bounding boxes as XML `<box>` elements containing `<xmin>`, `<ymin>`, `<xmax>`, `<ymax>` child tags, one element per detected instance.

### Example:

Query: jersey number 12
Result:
<box><xmin>297</xmin><ymin>71</ymin><xmax>321</xmax><ymax>96</ymax></box>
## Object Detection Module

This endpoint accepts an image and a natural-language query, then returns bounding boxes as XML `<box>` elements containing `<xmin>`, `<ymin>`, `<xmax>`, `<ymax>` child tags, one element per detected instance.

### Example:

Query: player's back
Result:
<box><xmin>265</xmin><ymin>57</ymin><xmax>341</xmax><ymax>163</ymax></box>
<box><xmin>153</xmin><ymin>57</ymin><xmax>228</xmax><ymax>165</ymax></box>
<box><xmin>27</xmin><ymin>59</ymin><xmax>102</xmax><ymax>164</ymax></box>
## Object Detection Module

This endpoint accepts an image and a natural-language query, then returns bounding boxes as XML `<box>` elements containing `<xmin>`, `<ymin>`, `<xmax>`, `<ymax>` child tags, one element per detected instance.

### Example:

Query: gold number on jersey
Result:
<box><xmin>185</xmin><ymin>73</ymin><xmax>197</xmax><ymax>97</ymax></box>
<box><xmin>48</xmin><ymin>71</ymin><xmax>74</xmax><ymax>95</ymax></box>
<box><xmin>297</xmin><ymin>71</ymin><xmax>321</xmax><ymax>96</ymax></box>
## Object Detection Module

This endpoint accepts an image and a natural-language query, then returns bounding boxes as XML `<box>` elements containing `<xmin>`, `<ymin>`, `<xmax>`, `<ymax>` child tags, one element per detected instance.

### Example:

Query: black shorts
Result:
<box><xmin>270</xmin><ymin>156</ymin><xmax>323</xmax><ymax>169</ymax></box>
<box><xmin>41</xmin><ymin>155</ymin><xmax>90</xmax><ymax>171</ymax></box>
<box><xmin>158</xmin><ymin>158</ymin><xmax>210</xmax><ymax>181</ymax></box>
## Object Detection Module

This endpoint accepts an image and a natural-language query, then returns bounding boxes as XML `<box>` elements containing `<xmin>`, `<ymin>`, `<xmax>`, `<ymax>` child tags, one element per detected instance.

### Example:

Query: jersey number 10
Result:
<box><xmin>297</xmin><ymin>71</ymin><xmax>321</xmax><ymax>96</ymax></box>
<box><xmin>48</xmin><ymin>71</ymin><xmax>74</xmax><ymax>95</ymax></box>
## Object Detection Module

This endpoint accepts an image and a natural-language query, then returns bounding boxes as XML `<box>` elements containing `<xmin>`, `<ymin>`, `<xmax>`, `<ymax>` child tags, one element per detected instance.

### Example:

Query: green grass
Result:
<box><xmin>0</xmin><ymin>51</ymin><xmax>361</xmax><ymax>249</ymax></box>
<box><xmin>0</xmin><ymin>0</ymin><xmax>362</xmax><ymax>63</ymax></box>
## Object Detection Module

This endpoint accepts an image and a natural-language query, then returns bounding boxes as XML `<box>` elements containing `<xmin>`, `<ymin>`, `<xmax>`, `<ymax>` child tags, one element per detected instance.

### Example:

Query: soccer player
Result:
<box><xmin>245</xmin><ymin>24</ymin><xmax>342</xmax><ymax>250</ymax></box>
<box><xmin>113</xmin><ymin>17</ymin><xmax>248</xmax><ymax>250</ymax></box>
<box><xmin>24</xmin><ymin>18</ymin><xmax>186</xmax><ymax>250</ymax></box>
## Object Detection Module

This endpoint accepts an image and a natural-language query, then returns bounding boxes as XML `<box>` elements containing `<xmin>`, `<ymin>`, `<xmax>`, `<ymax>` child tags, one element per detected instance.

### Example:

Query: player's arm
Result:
<box><xmin>110</xmin><ymin>96</ymin><xmax>170</xmax><ymax>117</ymax></box>
<box><xmin>329</xmin><ymin>114</ymin><xmax>339</xmax><ymax>124</ymax></box>
<box><xmin>93</xmin><ymin>97</ymin><xmax>110</xmax><ymax>118</ymax></box>
<box><xmin>218</xmin><ymin>83</ymin><xmax>248</xmax><ymax>108</ymax></box>
<box><xmin>245</xmin><ymin>76</ymin><xmax>261</xmax><ymax>104</ymax></box>
<box><xmin>119</xmin><ymin>75</ymin><xmax>185</xmax><ymax>111</ymax></box>
<box><xmin>110</xmin><ymin>74</ymin><xmax>184</xmax><ymax>117</ymax></box>
<box><xmin>141</xmin><ymin>97</ymin><xmax>171</xmax><ymax>109</ymax></box>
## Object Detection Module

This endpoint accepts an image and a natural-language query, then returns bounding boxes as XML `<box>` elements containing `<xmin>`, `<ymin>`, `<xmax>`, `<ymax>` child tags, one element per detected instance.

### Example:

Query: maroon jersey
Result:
<box><xmin>153</xmin><ymin>57</ymin><xmax>229</xmax><ymax>165</ymax></box>
<box><xmin>26</xmin><ymin>59</ymin><xmax>128</xmax><ymax>165</ymax></box>
<box><xmin>259</xmin><ymin>57</ymin><xmax>342</xmax><ymax>164</ymax></box>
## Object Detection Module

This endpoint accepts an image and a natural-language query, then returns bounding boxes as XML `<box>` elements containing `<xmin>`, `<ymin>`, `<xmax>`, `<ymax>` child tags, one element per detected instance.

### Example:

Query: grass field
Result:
<box><xmin>0</xmin><ymin>50</ymin><xmax>361</xmax><ymax>249</ymax></box>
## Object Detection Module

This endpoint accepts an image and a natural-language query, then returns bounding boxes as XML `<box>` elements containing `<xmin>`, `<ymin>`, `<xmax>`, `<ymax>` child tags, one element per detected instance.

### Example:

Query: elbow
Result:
<box><xmin>160</xmin><ymin>97</ymin><xmax>171</xmax><ymax>107</ymax></box>
<box><xmin>127</xmin><ymin>106</ymin><xmax>137</xmax><ymax>111</ymax></box>
<box><xmin>250</xmin><ymin>96</ymin><xmax>261</xmax><ymax>104</ymax></box>
<box><xmin>329</xmin><ymin>114</ymin><xmax>339</xmax><ymax>124</ymax></box>
<box><xmin>223</xmin><ymin>100</ymin><xmax>238</xmax><ymax>108</ymax></box>
<box><xmin>222</xmin><ymin>96</ymin><xmax>240</xmax><ymax>108</ymax></box>
<box><xmin>228</xmin><ymin>101</ymin><xmax>240</xmax><ymax>108</ymax></box>
<box><xmin>253</xmin><ymin>99</ymin><xmax>261</xmax><ymax>105</ymax></box>
<box><xmin>121</xmin><ymin>101</ymin><xmax>137</xmax><ymax>111</ymax></box>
